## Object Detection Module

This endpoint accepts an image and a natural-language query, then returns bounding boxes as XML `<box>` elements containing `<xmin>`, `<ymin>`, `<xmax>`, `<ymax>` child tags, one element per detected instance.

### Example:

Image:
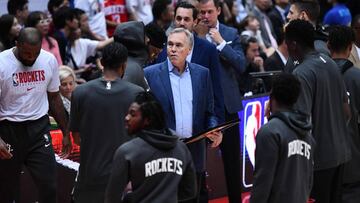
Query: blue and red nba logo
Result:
<box><xmin>12</xmin><ymin>73</ymin><xmax>19</xmax><ymax>86</ymax></box>
<box><xmin>244</xmin><ymin>101</ymin><xmax>261</xmax><ymax>168</ymax></box>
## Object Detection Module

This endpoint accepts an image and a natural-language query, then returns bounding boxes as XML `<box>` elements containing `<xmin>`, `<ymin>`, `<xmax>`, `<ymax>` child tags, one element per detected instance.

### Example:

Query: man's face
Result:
<box><xmin>255</xmin><ymin>0</ymin><xmax>271</xmax><ymax>11</ymax></box>
<box><xmin>287</xmin><ymin>4</ymin><xmax>302</xmax><ymax>22</ymax></box>
<box><xmin>148</xmin><ymin>44</ymin><xmax>163</xmax><ymax>63</ymax></box>
<box><xmin>16</xmin><ymin>42</ymin><xmax>41</xmax><ymax>67</ymax></box>
<box><xmin>198</xmin><ymin>0</ymin><xmax>221</xmax><ymax>28</ymax></box>
<box><xmin>174</xmin><ymin>8</ymin><xmax>195</xmax><ymax>32</ymax></box>
<box><xmin>167</xmin><ymin>32</ymin><xmax>191</xmax><ymax>69</ymax></box>
<box><xmin>352</xmin><ymin>18</ymin><xmax>360</xmax><ymax>45</ymax></box>
<box><xmin>246</xmin><ymin>42</ymin><xmax>260</xmax><ymax>62</ymax></box>
<box><xmin>125</xmin><ymin>102</ymin><xmax>147</xmax><ymax>135</ymax></box>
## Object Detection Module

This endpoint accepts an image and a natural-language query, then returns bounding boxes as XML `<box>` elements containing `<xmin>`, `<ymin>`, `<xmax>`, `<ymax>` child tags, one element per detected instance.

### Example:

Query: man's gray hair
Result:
<box><xmin>168</xmin><ymin>27</ymin><xmax>194</xmax><ymax>48</ymax></box>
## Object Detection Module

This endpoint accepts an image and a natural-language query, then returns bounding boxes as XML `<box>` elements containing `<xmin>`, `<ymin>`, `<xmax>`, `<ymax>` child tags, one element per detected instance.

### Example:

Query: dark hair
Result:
<box><xmin>351</xmin><ymin>14</ymin><xmax>360</xmax><ymax>27</ymax></box>
<box><xmin>7</xmin><ymin>0</ymin><xmax>28</xmax><ymax>15</ymax></box>
<box><xmin>73</xmin><ymin>8</ymin><xmax>86</xmax><ymax>19</ymax></box>
<box><xmin>276</xmin><ymin>26</ymin><xmax>285</xmax><ymax>45</ymax></box>
<box><xmin>152</xmin><ymin>0</ymin><xmax>172</xmax><ymax>20</ymax></box>
<box><xmin>240</xmin><ymin>35</ymin><xmax>258</xmax><ymax>52</ymax></box>
<box><xmin>328</xmin><ymin>25</ymin><xmax>354</xmax><ymax>53</ymax></box>
<box><xmin>134</xmin><ymin>92</ymin><xmax>167</xmax><ymax>130</ymax></box>
<box><xmin>0</xmin><ymin>14</ymin><xmax>17</xmax><ymax>49</ymax></box>
<box><xmin>17</xmin><ymin>27</ymin><xmax>42</xmax><ymax>46</ymax></box>
<box><xmin>175</xmin><ymin>1</ymin><xmax>198</xmax><ymax>20</ymax></box>
<box><xmin>48</xmin><ymin>0</ymin><xmax>65</xmax><ymax>15</ymax></box>
<box><xmin>101</xmin><ymin>42</ymin><xmax>128</xmax><ymax>70</ymax></box>
<box><xmin>198</xmin><ymin>0</ymin><xmax>221</xmax><ymax>7</ymax></box>
<box><xmin>290</xmin><ymin>0</ymin><xmax>320</xmax><ymax>23</ymax></box>
<box><xmin>52</xmin><ymin>6</ymin><xmax>76</xmax><ymax>29</ymax></box>
<box><xmin>285</xmin><ymin>19</ymin><xmax>314</xmax><ymax>49</ymax></box>
<box><xmin>145</xmin><ymin>23</ymin><xmax>167</xmax><ymax>49</ymax></box>
<box><xmin>26</xmin><ymin>11</ymin><xmax>54</xmax><ymax>49</ymax></box>
<box><xmin>271</xmin><ymin>73</ymin><xmax>301</xmax><ymax>107</ymax></box>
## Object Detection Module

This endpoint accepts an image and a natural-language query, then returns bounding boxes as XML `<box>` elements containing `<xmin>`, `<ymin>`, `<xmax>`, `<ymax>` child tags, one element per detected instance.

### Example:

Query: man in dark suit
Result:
<box><xmin>264</xmin><ymin>28</ymin><xmax>288</xmax><ymax>71</ymax></box>
<box><xmin>197</xmin><ymin>0</ymin><xmax>247</xmax><ymax>202</ymax></box>
<box><xmin>267</xmin><ymin>0</ymin><xmax>289</xmax><ymax>42</ymax></box>
<box><xmin>144</xmin><ymin>28</ymin><xmax>223</xmax><ymax>203</ymax></box>
<box><xmin>155</xmin><ymin>1</ymin><xmax>225</xmax><ymax>123</ymax></box>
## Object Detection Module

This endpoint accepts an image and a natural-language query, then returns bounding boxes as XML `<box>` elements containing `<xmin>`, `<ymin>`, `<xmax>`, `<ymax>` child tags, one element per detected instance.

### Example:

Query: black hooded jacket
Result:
<box><xmin>334</xmin><ymin>59</ymin><xmax>360</xmax><ymax>183</ymax></box>
<box><xmin>114</xmin><ymin>21</ymin><xmax>149</xmax><ymax>90</ymax></box>
<box><xmin>250</xmin><ymin>110</ymin><xmax>315</xmax><ymax>203</ymax></box>
<box><xmin>105</xmin><ymin>129</ymin><xmax>197</xmax><ymax>203</ymax></box>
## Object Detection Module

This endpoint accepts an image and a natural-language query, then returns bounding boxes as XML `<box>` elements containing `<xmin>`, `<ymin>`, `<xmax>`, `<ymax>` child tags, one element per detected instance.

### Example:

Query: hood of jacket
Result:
<box><xmin>138</xmin><ymin>129</ymin><xmax>179</xmax><ymax>150</ymax></box>
<box><xmin>114</xmin><ymin>21</ymin><xmax>149</xmax><ymax>59</ymax></box>
<box><xmin>269</xmin><ymin>110</ymin><xmax>312</xmax><ymax>137</ymax></box>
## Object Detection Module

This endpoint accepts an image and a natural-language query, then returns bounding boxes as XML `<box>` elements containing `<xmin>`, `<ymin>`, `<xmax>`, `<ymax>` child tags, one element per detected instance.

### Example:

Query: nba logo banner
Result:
<box><xmin>238</xmin><ymin>95</ymin><xmax>269</xmax><ymax>189</ymax></box>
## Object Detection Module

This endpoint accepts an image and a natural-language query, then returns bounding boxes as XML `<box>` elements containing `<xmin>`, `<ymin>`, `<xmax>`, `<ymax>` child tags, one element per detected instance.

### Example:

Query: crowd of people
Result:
<box><xmin>0</xmin><ymin>0</ymin><xmax>360</xmax><ymax>203</ymax></box>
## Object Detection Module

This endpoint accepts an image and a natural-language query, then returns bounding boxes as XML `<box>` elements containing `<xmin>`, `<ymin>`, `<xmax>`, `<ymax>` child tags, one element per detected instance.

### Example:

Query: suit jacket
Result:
<box><xmin>349</xmin><ymin>44</ymin><xmax>360</xmax><ymax>69</ymax></box>
<box><xmin>267</xmin><ymin>7</ymin><xmax>285</xmax><ymax>43</ymax></box>
<box><xmin>264</xmin><ymin>51</ymin><xmax>285</xmax><ymax>71</ymax></box>
<box><xmin>218</xmin><ymin>23</ymin><xmax>246</xmax><ymax>113</ymax></box>
<box><xmin>155</xmin><ymin>35</ymin><xmax>225</xmax><ymax>122</ymax></box>
<box><xmin>144</xmin><ymin>61</ymin><xmax>218</xmax><ymax>172</ymax></box>
<box><xmin>252</xmin><ymin>6</ymin><xmax>278</xmax><ymax>48</ymax></box>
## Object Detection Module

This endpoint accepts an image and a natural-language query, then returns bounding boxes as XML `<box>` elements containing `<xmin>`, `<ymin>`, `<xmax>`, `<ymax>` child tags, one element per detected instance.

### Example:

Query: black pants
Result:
<box><xmin>219</xmin><ymin>111</ymin><xmax>242</xmax><ymax>203</ymax></box>
<box><xmin>342</xmin><ymin>181</ymin><xmax>360</xmax><ymax>203</ymax></box>
<box><xmin>0</xmin><ymin>116</ymin><xmax>56</xmax><ymax>203</ymax></box>
<box><xmin>311</xmin><ymin>165</ymin><xmax>344</xmax><ymax>203</ymax></box>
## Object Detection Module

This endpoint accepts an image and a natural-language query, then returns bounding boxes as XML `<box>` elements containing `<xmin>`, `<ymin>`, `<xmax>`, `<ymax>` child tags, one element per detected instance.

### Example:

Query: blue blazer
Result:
<box><xmin>155</xmin><ymin>35</ymin><xmax>225</xmax><ymax>122</ymax></box>
<box><xmin>144</xmin><ymin>61</ymin><xmax>218</xmax><ymax>172</ymax></box>
<box><xmin>218</xmin><ymin>23</ymin><xmax>246</xmax><ymax>113</ymax></box>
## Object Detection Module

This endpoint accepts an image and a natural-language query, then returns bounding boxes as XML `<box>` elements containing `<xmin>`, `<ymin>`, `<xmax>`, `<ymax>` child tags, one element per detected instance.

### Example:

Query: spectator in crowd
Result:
<box><xmin>73</xmin><ymin>8</ymin><xmax>105</xmax><ymax>41</ymax></box>
<box><xmin>70</xmin><ymin>42</ymin><xmax>143</xmax><ymax>203</ymax></box>
<box><xmin>114</xmin><ymin>21</ymin><xmax>149</xmax><ymax>90</ymax></box>
<box><xmin>323</xmin><ymin>0</ymin><xmax>352</xmax><ymax>26</ymax></box>
<box><xmin>156</xmin><ymin>1</ymin><xmax>224</xmax><ymax>125</ymax></box>
<box><xmin>26</xmin><ymin>11</ymin><xmax>63</xmax><ymax>65</ymax></box>
<box><xmin>328</xmin><ymin>25</ymin><xmax>360</xmax><ymax>203</ymax></box>
<box><xmin>105</xmin><ymin>92</ymin><xmax>197</xmax><ymax>203</ymax></box>
<box><xmin>285</xmin><ymin>19</ymin><xmax>351</xmax><ymax>203</ymax></box>
<box><xmin>66</xmin><ymin>26</ymin><xmax>113</xmax><ymax>81</ymax></box>
<box><xmin>144</xmin><ymin>22</ymin><xmax>167</xmax><ymax>64</ymax></box>
<box><xmin>238</xmin><ymin>36</ymin><xmax>265</xmax><ymax>95</ymax></box>
<box><xmin>197</xmin><ymin>0</ymin><xmax>246</xmax><ymax>202</ymax></box>
<box><xmin>0</xmin><ymin>27</ymin><xmax>71</xmax><ymax>203</ymax></box>
<box><xmin>75</xmin><ymin>0</ymin><xmax>108</xmax><ymax>39</ymax></box>
<box><xmin>104</xmin><ymin>0</ymin><xmax>129</xmax><ymax>37</ymax></box>
<box><xmin>59</xmin><ymin>65</ymin><xmax>77</xmax><ymax>118</ymax></box>
<box><xmin>52</xmin><ymin>6</ymin><xmax>79</xmax><ymax>64</ymax></box>
<box><xmin>267</xmin><ymin>0</ymin><xmax>289</xmax><ymax>43</ymax></box>
<box><xmin>239</xmin><ymin>14</ymin><xmax>274</xmax><ymax>56</ymax></box>
<box><xmin>0</xmin><ymin>14</ymin><xmax>21</xmax><ymax>52</ymax></box>
<box><xmin>145</xmin><ymin>28</ymin><xmax>223</xmax><ymax>203</ymax></box>
<box><xmin>251</xmin><ymin>0</ymin><xmax>278</xmax><ymax>49</ymax></box>
<box><xmin>48</xmin><ymin>0</ymin><xmax>70</xmax><ymax>16</ymax></box>
<box><xmin>250</xmin><ymin>73</ymin><xmax>315</xmax><ymax>203</ymax></box>
<box><xmin>349</xmin><ymin>15</ymin><xmax>360</xmax><ymax>68</ymax></box>
<box><xmin>126</xmin><ymin>0</ymin><xmax>153</xmax><ymax>25</ymax></box>
<box><xmin>7</xmin><ymin>0</ymin><xmax>29</xmax><ymax>27</ymax></box>
<box><xmin>150</xmin><ymin>0</ymin><xmax>174</xmax><ymax>31</ymax></box>
<box><xmin>264</xmin><ymin>27</ymin><xmax>288</xmax><ymax>71</ymax></box>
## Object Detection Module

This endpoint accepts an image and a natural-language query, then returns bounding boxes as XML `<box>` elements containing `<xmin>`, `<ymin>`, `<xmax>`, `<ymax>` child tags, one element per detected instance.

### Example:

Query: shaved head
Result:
<box><xmin>17</xmin><ymin>27</ymin><xmax>42</xmax><ymax>46</ymax></box>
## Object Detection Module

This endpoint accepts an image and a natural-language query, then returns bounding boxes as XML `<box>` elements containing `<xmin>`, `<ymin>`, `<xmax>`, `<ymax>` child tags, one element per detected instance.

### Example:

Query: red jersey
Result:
<box><xmin>104</xmin><ymin>0</ymin><xmax>128</xmax><ymax>37</ymax></box>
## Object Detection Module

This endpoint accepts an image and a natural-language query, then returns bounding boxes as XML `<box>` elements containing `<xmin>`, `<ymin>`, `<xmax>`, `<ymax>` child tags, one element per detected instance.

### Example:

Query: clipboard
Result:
<box><xmin>184</xmin><ymin>118</ymin><xmax>240</xmax><ymax>144</ymax></box>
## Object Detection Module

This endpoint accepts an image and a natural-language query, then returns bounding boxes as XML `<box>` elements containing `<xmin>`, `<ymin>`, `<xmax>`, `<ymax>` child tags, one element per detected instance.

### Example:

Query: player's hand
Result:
<box><xmin>209</xmin><ymin>28</ymin><xmax>225</xmax><ymax>45</ymax></box>
<box><xmin>61</xmin><ymin>134</ymin><xmax>72</xmax><ymax>159</ymax></box>
<box><xmin>0</xmin><ymin>137</ymin><xmax>13</xmax><ymax>159</ymax></box>
<box><xmin>193</xmin><ymin>19</ymin><xmax>210</xmax><ymax>38</ymax></box>
<box><xmin>205</xmin><ymin>131</ymin><xmax>223</xmax><ymax>148</ymax></box>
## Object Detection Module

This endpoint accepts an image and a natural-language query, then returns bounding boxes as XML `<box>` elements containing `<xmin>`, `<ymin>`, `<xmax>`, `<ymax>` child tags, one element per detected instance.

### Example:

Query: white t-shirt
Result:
<box><xmin>68</xmin><ymin>38</ymin><xmax>99</xmax><ymax>69</ymax></box>
<box><xmin>126</xmin><ymin>0</ymin><xmax>153</xmax><ymax>25</ymax></box>
<box><xmin>0</xmin><ymin>49</ymin><xmax>60</xmax><ymax>122</ymax></box>
<box><xmin>75</xmin><ymin>0</ymin><xmax>108</xmax><ymax>39</ymax></box>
